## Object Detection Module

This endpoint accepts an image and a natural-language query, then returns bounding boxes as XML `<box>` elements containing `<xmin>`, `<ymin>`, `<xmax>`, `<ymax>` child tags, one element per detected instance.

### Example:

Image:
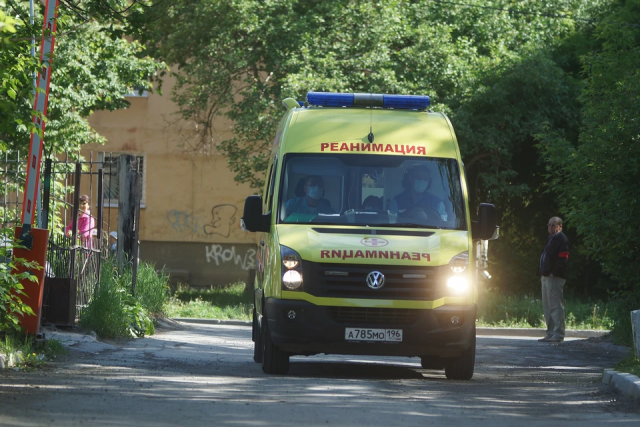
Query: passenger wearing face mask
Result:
<box><xmin>389</xmin><ymin>166</ymin><xmax>448</xmax><ymax>221</ymax></box>
<box><xmin>285</xmin><ymin>175</ymin><xmax>335</xmax><ymax>217</ymax></box>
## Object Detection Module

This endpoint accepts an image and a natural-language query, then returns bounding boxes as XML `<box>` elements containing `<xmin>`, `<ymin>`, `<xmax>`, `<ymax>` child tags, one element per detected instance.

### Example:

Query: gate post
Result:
<box><xmin>96</xmin><ymin>168</ymin><xmax>103</xmax><ymax>289</ymax></box>
<box><xmin>116</xmin><ymin>155</ymin><xmax>140</xmax><ymax>273</ymax></box>
<box><xmin>69</xmin><ymin>163</ymin><xmax>81</xmax><ymax>280</ymax></box>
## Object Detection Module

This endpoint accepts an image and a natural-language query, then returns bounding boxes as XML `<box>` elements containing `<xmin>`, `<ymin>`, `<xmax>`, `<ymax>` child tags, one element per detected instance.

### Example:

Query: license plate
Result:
<box><xmin>345</xmin><ymin>328</ymin><xmax>403</xmax><ymax>342</ymax></box>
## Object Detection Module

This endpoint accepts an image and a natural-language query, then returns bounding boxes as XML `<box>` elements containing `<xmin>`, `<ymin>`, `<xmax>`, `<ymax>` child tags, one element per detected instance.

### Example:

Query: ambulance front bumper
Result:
<box><xmin>264</xmin><ymin>298</ymin><xmax>476</xmax><ymax>358</ymax></box>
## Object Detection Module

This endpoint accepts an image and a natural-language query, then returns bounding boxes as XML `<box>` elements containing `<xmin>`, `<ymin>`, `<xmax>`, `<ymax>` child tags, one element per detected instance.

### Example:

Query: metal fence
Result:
<box><xmin>0</xmin><ymin>151</ymin><xmax>130</xmax><ymax>323</ymax></box>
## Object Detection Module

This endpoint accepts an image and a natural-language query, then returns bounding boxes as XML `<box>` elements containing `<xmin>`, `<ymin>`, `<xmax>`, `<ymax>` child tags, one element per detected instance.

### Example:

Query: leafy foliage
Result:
<box><xmin>79</xmin><ymin>258</ymin><xmax>157</xmax><ymax>338</ymax></box>
<box><xmin>0</xmin><ymin>0</ymin><xmax>166</xmax><ymax>156</ymax></box>
<box><xmin>144</xmin><ymin>0</ymin><xmax>614</xmax><ymax>298</ymax></box>
<box><xmin>0</xmin><ymin>1</ymin><xmax>39</xmax><ymax>152</ymax></box>
<box><xmin>145</xmin><ymin>0</ymin><xmax>605</xmax><ymax>191</ymax></box>
<box><xmin>0</xmin><ymin>227</ymin><xmax>42</xmax><ymax>332</ymax></box>
<box><xmin>79</xmin><ymin>258</ymin><xmax>169</xmax><ymax>338</ymax></box>
<box><xmin>537</xmin><ymin>1</ymin><xmax>640</xmax><ymax>343</ymax></box>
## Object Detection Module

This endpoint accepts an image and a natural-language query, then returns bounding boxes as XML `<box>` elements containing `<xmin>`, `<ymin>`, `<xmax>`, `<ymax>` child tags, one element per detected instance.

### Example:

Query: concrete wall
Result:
<box><xmin>140</xmin><ymin>241</ymin><xmax>256</xmax><ymax>287</ymax></box>
<box><xmin>82</xmin><ymin>74</ymin><xmax>258</xmax><ymax>287</ymax></box>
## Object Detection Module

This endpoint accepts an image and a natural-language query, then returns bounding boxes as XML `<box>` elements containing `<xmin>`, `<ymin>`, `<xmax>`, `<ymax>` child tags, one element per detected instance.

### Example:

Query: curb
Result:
<box><xmin>171</xmin><ymin>317</ymin><xmax>251</xmax><ymax>327</ymax></box>
<box><xmin>170</xmin><ymin>318</ymin><xmax>609</xmax><ymax>339</ymax></box>
<box><xmin>603</xmin><ymin>369</ymin><xmax>640</xmax><ymax>400</ymax></box>
<box><xmin>476</xmin><ymin>327</ymin><xmax>609</xmax><ymax>339</ymax></box>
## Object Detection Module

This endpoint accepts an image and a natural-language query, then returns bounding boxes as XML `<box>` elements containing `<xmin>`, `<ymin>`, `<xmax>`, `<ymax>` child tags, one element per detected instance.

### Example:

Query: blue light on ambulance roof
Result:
<box><xmin>307</xmin><ymin>92</ymin><xmax>354</xmax><ymax>107</ymax></box>
<box><xmin>383</xmin><ymin>95</ymin><xmax>430</xmax><ymax>110</ymax></box>
<box><xmin>306</xmin><ymin>92</ymin><xmax>430</xmax><ymax>110</ymax></box>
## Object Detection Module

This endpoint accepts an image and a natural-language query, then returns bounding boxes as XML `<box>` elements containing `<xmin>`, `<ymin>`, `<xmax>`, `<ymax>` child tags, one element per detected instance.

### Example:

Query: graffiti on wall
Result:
<box><xmin>205</xmin><ymin>244</ymin><xmax>255</xmax><ymax>271</ymax></box>
<box><xmin>203</xmin><ymin>204</ymin><xmax>236</xmax><ymax>238</ymax></box>
<box><xmin>166</xmin><ymin>203</ymin><xmax>239</xmax><ymax>238</ymax></box>
<box><xmin>167</xmin><ymin>210</ymin><xmax>205</xmax><ymax>234</ymax></box>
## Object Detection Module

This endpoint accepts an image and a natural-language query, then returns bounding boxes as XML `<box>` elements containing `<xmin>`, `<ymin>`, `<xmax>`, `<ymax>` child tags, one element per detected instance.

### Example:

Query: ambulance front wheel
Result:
<box><xmin>444</xmin><ymin>327</ymin><xmax>476</xmax><ymax>380</ymax></box>
<box><xmin>261</xmin><ymin>316</ymin><xmax>290</xmax><ymax>375</ymax></box>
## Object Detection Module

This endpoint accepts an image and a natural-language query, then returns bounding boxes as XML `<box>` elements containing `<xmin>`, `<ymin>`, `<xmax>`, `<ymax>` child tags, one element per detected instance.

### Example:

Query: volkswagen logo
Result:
<box><xmin>360</xmin><ymin>237</ymin><xmax>389</xmax><ymax>247</ymax></box>
<box><xmin>366</xmin><ymin>271</ymin><xmax>385</xmax><ymax>289</ymax></box>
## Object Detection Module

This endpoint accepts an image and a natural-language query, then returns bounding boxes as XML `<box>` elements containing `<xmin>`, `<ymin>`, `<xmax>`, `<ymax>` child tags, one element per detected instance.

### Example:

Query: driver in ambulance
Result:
<box><xmin>388</xmin><ymin>165</ymin><xmax>448</xmax><ymax>221</ymax></box>
<box><xmin>285</xmin><ymin>175</ymin><xmax>335</xmax><ymax>217</ymax></box>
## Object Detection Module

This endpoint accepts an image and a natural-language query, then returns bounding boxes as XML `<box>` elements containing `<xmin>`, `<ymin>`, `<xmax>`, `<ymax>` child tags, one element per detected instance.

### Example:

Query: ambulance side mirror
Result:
<box><xmin>472</xmin><ymin>203</ymin><xmax>498</xmax><ymax>240</ymax></box>
<box><xmin>242</xmin><ymin>195</ymin><xmax>270</xmax><ymax>233</ymax></box>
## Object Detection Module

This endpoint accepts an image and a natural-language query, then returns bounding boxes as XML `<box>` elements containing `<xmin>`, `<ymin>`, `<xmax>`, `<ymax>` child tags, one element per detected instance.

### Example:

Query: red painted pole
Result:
<box><xmin>20</xmin><ymin>0</ymin><xmax>60</xmax><ymax>239</ymax></box>
<box><xmin>14</xmin><ymin>0</ymin><xmax>60</xmax><ymax>335</ymax></box>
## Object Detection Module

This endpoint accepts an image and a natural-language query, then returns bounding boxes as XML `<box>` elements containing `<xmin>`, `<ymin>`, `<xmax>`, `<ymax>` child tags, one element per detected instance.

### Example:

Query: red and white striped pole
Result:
<box><xmin>20</xmin><ymin>0</ymin><xmax>60</xmax><ymax>247</ymax></box>
<box><xmin>12</xmin><ymin>0</ymin><xmax>58</xmax><ymax>335</ymax></box>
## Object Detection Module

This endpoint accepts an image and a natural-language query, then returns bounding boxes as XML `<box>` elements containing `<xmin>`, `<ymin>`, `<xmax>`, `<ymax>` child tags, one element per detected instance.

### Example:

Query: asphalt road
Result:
<box><xmin>0</xmin><ymin>321</ymin><xmax>638</xmax><ymax>426</ymax></box>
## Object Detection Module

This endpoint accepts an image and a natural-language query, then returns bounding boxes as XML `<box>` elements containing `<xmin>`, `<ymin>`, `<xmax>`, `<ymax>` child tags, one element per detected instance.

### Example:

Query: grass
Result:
<box><xmin>477</xmin><ymin>290</ymin><xmax>614</xmax><ymax>330</ymax></box>
<box><xmin>79</xmin><ymin>258</ymin><xmax>170</xmax><ymax>338</ymax></box>
<box><xmin>165</xmin><ymin>284</ymin><xmax>614</xmax><ymax>331</ymax></box>
<box><xmin>615</xmin><ymin>356</ymin><xmax>640</xmax><ymax>377</ymax></box>
<box><xmin>0</xmin><ymin>332</ymin><xmax>68</xmax><ymax>369</ymax></box>
<box><xmin>164</xmin><ymin>282</ymin><xmax>252</xmax><ymax>321</ymax></box>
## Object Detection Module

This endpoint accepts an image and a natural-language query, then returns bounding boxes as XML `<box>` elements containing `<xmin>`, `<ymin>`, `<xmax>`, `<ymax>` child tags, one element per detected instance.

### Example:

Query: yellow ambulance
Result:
<box><xmin>242</xmin><ymin>92</ymin><xmax>498</xmax><ymax>380</ymax></box>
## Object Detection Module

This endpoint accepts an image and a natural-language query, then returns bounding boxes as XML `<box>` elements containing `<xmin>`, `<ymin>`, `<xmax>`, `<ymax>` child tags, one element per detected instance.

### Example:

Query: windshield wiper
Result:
<box><xmin>377</xmin><ymin>223</ymin><xmax>442</xmax><ymax>229</ymax></box>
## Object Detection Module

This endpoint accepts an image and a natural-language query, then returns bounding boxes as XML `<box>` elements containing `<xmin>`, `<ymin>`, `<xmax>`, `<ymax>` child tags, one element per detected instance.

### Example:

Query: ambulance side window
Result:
<box><xmin>264</xmin><ymin>156</ymin><xmax>278</xmax><ymax>213</ymax></box>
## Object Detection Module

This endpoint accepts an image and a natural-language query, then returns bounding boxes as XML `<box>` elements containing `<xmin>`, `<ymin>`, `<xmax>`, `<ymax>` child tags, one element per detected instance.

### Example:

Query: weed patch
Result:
<box><xmin>0</xmin><ymin>331</ymin><xmax>67</xmax><ymax>369</ymax></box>
<box><xmin>615</xmin><ymin>356</ymin><xmax>640</xmax><ymax>378</ymax></box>
<box><xmin>477</xmin><ymin>290</ymin><xmax>614</xmax><ymax>330</ymax></box>
<box><xmin>165</xmin><ymin>283</ymin><xmax>252</xmax><ymax>320</ymax></box>
<box><xmin>0</xmin><ymin>227</ymin><xmax>42</xmax><ymax>332</ymax></box>
<box><xmin>79</xmin><ymin>258</ymin><xmax>169</xmax><ymax>339</ymax></box>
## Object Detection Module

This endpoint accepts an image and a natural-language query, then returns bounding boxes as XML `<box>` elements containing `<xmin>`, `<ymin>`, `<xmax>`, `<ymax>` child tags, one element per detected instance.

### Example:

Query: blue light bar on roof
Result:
<box><xmin>383</xmin><ymin>95</ymin><xmax>430</xmax><ymax>110</ymax></box>
<box><xmin>307</xmin><ymin>92</ymin><xmax>354</xmax><ymax>107</ymax></box>
<box><xmin>306</xmin><ymin>92</ymin><xmax>430</xmax><ymax>110</ymax></box>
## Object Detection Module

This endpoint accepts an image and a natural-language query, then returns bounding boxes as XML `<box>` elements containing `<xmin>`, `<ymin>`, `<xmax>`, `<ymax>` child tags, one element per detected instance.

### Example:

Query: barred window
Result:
<box><xmin>98</xmin><ymin>153</ymin><xmax>146</xmax><ymax>207</ymax></box>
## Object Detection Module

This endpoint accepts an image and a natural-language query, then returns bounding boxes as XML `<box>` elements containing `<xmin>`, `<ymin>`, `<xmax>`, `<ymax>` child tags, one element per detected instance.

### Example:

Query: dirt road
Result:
<box><xmin>0</xmin><ymin>321</ymin><xmax>638</xmax><ymax>426</ymax></box>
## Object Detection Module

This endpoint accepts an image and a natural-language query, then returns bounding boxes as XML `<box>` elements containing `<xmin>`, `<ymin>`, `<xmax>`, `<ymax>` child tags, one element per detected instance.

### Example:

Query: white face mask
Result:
<box><xmin>413</xmin><ymin>179</ymin><xmax>428</xmax><ymax>193</ymax></box>
<box><xmin>307</xmin><ymin>186</ymin><xmax>322</xmax><ymax>200</ymax></box>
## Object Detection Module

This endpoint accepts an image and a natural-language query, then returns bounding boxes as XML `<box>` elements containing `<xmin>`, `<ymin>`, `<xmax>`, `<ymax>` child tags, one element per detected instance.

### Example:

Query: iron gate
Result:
<box><xmin>1</xmin><ymin>151</ymin><xmax>125</xmax><ymax>325</ymax></box>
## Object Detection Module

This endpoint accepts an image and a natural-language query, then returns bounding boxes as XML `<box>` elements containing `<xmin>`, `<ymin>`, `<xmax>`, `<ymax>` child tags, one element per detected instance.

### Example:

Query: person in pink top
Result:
<box><xmin>65</xmin><ymin>194</ymin><xmax>96</xmax><ymax>249</ymax></box>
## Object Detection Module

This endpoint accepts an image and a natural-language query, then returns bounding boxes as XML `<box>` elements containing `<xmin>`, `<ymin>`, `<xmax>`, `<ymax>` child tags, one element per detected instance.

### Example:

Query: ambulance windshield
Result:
<box><xmin>278</xmin><ymin>154</ymin><xmax>466</xmax><ymax>230</ymax></box>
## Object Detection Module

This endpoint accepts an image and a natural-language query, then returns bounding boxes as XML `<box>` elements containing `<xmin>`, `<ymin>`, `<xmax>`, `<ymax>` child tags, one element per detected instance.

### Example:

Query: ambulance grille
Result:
<box><xmin>302</xmin><ymin>262</ymin><xmax>449</xmax><ymax>300</ymax></box>
<box><xmin>329</xmin><ymin>306</ymin><xmax>422</xmax><ymax>326</ymax></box>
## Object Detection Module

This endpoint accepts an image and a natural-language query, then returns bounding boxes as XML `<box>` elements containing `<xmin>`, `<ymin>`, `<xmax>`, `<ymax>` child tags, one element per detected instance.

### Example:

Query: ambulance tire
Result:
<box><xmin>252</xmin><ymin>308</ymin><xmax>262</xmax><ymax>363</ymax></box>
<box><xmin>444</xmin><ymin>327</ymin><xmax>476</xmax><ymax>380</ymax></box>
<box><xmin>261</xmin><ymin>316</ymin><xmax>290</xmax><ymax>374</ymax></box>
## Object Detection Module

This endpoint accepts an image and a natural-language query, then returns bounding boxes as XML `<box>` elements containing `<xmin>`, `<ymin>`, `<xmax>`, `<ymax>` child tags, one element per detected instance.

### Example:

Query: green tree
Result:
<box><xmin>145</xmin><ymin>0</ymin><xmax>601</xmax><ymax>191</ymax></box>
<box><xmin>538</xmin><ymin>0</ymin><xmax>640</xmax><ymax>341</ymax></box>
<box><xmin>145</xmin><ymin>0</ymin><xmax>612</xmax><ymax>296</ymax></box>
<box><xmin>0</xmin><ymin>1</ymin><xmax>39</xmax><ymax>151</ymax></box>
<box><xmin>0</xmin><ymin>0</ymin><xmax>165</xmax><ymax>156</ymax></box>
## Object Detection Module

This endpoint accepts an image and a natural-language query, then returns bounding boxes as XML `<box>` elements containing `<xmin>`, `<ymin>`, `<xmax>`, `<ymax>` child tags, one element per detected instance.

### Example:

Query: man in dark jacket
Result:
<box><xmin>537</xmin><ymin>216</ymin><xmax>570</xmax><ymax>342</ymax></box>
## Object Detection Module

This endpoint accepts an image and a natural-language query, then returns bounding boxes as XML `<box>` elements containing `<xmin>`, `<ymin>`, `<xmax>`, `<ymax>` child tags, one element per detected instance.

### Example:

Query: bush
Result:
<box><xmin>135</xmin><ymin>262</ymin><xmax>170</xmax><ymax>315</ymax></box>
<box><xmin>0</xmin><ymin>227</ymin><xmax>42</xmax><ymax>333</ymax></box>
<box><xmin>610</xmin><ymin>289</ymin><xmax>640</xmax><ymax>347</ymax></box>
<box><xmin>79</xmin><ymin>258</ymin><xmax>168</xmax><ymax>339</ymax></box>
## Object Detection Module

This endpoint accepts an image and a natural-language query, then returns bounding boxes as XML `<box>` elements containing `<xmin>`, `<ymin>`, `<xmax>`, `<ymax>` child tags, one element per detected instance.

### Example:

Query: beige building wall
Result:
<box><xmin>82</xmin><ymin>76</ymin><xmax>258</xmax><ymax>287</ymax></box>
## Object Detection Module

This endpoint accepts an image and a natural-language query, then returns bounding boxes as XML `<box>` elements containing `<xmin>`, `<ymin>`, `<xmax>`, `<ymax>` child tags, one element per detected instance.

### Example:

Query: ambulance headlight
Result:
<box><xmin>447</xmin><ymin>276</ymin><xmax>469</xmax><ymax>295</ymax></box>
<box><xmin>283</xmin><ymin>270</ymin><xmax>303</xmax><ymax>290</ymax></box>
<box><xmin>281</xmin><ymin>246</ymin><xmax>303</xmax><ymax>290</ymax></box>
<box><xmin>449</xmin><ymin>251</ymin><xmax>469</xmax><ymax>273</ymax></box>
<box><xmin>282</xmin><ymin>253</ymin><xmax>299</xmax><ymax>269</ymax></box>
